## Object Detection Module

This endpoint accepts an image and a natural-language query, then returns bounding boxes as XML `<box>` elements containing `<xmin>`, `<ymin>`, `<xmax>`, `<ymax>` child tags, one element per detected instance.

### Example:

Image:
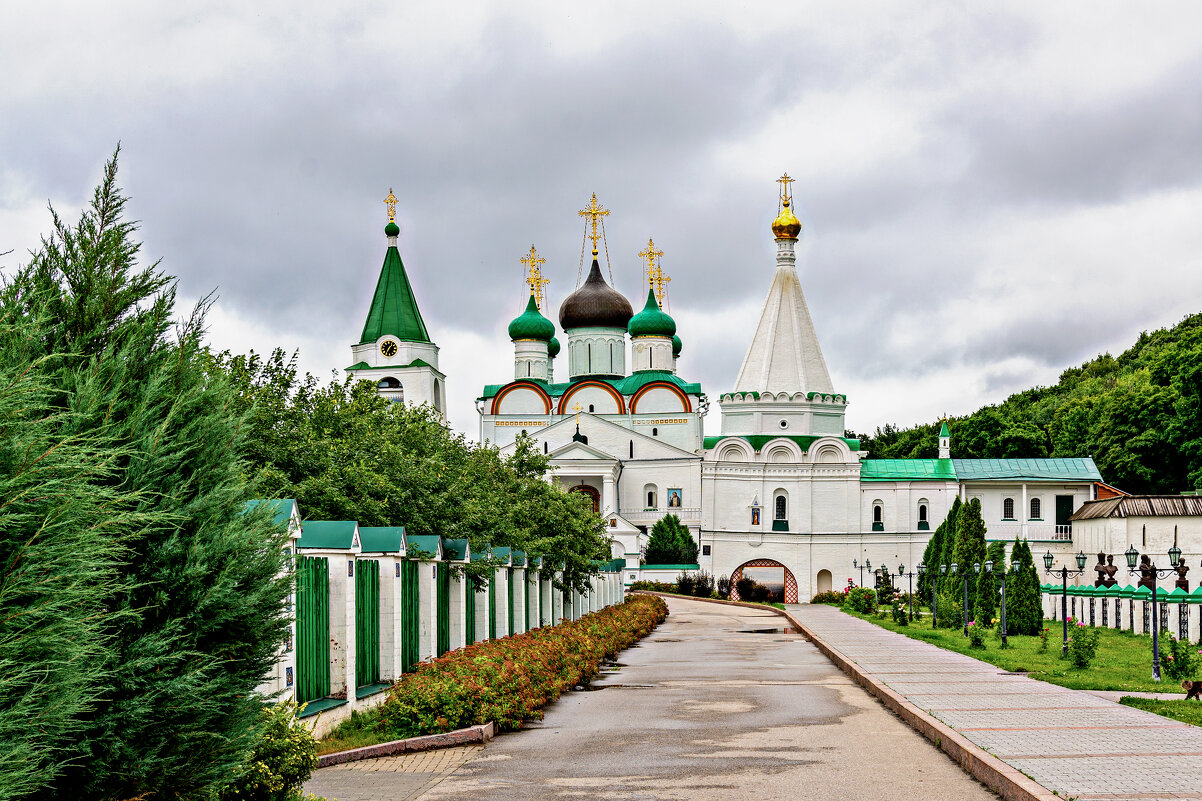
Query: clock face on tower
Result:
<box><xmin>380</xmin><ymin>340</ymin><xmax>398</xmax><ymax>358</ymax></box>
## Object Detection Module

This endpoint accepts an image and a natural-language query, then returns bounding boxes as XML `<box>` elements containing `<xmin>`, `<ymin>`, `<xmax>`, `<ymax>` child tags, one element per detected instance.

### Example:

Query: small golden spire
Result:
<box><xmin>578</xmin><ymin>193</ymin><xmax>610</xmax><ymax>256</ymax></box>
<box><xmin>520</xmin><ymin>244</ymin><xmax>550</xmax><ymax>310</ymax></box>
<box><xmin>638</xmin><ymin>238</ymin><xmax>671</xmax><ymax>307</ymax></box>
<box><xmin>771</xmin><ymin>173</ymin><xmax>801</xmax><ymax>240</ymax></box>
<box><xmin>384</xmin><ymin>187</ymin><xmax>398</xmax><ymax>223</ymax></box>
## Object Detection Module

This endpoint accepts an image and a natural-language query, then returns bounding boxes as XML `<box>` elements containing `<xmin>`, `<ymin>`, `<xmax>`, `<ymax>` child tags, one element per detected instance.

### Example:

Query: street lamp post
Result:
<box><xmin>1042</xmin><ymin>550</ymin><xmax>1088</xmax><ymax>658</ymax></box>
<box><xmin>917</xmin><ymin>563</ymin><xmax>927</xmax><ymax>624</ymax></box>
<box><xmin>947</xmin><ymin>563</ymin><xmax>979</xmax><ymax>636</ymax></box>
<box><xmin>1124</xmin><ymin>545</ymin><xmax>1182</xmax><ymax>682</ymax></box>
<box><xmin>899</xmin><ymin>563</ymin><xmax>916</xmax><ymax>621</ymax></box>
<box><xmin>853</xmin><ymin>558</ymin><xmax>871</xmax><ymax>588</ymax></box>
<box><xmin>937</xmin><ymin>563</ymin><xmax>950</xmax><ymax>628</ymax></box>
<box><xmin>984</xmin><ymin>559</ymin><xmax>1020</xmax><ymax>648</ymax></box>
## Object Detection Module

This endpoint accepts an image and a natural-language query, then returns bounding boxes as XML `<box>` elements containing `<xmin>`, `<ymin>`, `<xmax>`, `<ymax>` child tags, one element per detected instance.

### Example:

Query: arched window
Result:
<box><xmin>775</xmin><ymin>495</ymin><xmax>787</xmax><ymax>520</ymax></box>
<box><xmin>1030</xmin><ymin>497</ymin><xmax>1041</xmax><ymax>519</ymax></box>
<box><xmin>377</xmin><ymin>376</ymin><xmax>400</xmax><ymax>388</ymax></box>
<box><xmin>644</xmin><ymin>484</ymin><xmax>658</xmax><ymax>510</ymax></box>
<box><xmin>433</xmin><ymin>379</ymin><xmax>442</xmax><ymax>411</ymax></box>
<box><xmin>872</xmin><ymin>501</ymin><xmax>884</xmax><ymax>531</ymax></box>
<box><xmin>1003</xmin><ymin>497</ymin><xmax>1015</xmax><ymax>520</ymax></box>
<box><xmin>918</xmin><ymin>501</ymin><xmax>929</xmax><ymax>531</ymax></box>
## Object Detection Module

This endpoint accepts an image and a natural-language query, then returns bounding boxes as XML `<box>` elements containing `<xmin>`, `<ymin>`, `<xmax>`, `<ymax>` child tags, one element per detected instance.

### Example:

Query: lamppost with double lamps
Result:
<box><xmin>1042</xmin><ymin>550</ymin><xmax>1088</xmax><ymax>658</ymax></box>
<box><xmin>852</xmin><ymin>558</ymin><xmax>870</xmax><ymax>588</ymax></box>
<box><xmin>1124</xmin><ymin>544</ymin><xmax>1182</xmax><ymax>682</ymax></box>
<box><xmin>983</xmin><ymin>559</ymin><xmax>1020</xmax><ymax>647</ymax></box>
<box><xmin>898</xmin><ymin>563</ymin><xmax>917</xmax><ymax>621</ymax></box>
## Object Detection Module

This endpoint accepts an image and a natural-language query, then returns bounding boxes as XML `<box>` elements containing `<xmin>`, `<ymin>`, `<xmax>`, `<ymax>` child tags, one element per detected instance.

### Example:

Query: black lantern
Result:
<box><xmin>950</xmin><ymin>563</ymin><xmax>958</xmax><ymax>575</ymax></box>
<box><xmin>1125</xmin><ymin>545</ymin><xmax>1139</xmax><ymax>569</ymax></box>
<box><xmin>973</xmin><ymin>562</ymin><xmax>981</xmax><ymax>574</ymax></box>
<box><xmin>899</xmin><ymin>563</ymin><xmax>905</xmax><ymax>575</ymax></box>
<box><xmin>983</xmin><ymin>560</ymin><xmax>993</xmax><ymax>573</ymax></box>
<box><xmin>940</xmin><ymin>564</ymin><xmax>947</xmax><ymax>575</ymax></box>
<box><xmin>865</xmin><ymin>559</ymin><xmax>872</xmax><ymax>572</ymax></box>
<box><xmin>917</xmin><ymin>562</ymin><xmax>926</xmax><ymax>575</ymax></box>
<box><xmin>1075</xmin><ymin>551</ymin><xmax>1087</xmax><ymax>570</ymax></box>
<box><xmin>1169</xmin><ymin>544</ymin><xmax>1182</xmax><ymax>567</ymax></box>
<box><xmin>1043</xmin><ymin>550</ymin><xmax>1054</xmax><ymax>570</ymax></box>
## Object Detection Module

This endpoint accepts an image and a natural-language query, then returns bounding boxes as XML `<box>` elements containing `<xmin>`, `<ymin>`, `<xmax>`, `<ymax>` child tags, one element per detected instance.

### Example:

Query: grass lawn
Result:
<box><xmin>316</xmin><ymin>710</ymin><xmax>387</xmax><ymax>756</ymax></box>
<box><xmin>839</xmin><ymin>604</ymin><xmax>1181</xmax><ymax>694</ymax></box>
<box><xmin>1120</xmin><ymin>696</ymin><xmax>1202</xmax><ymax>727</ymax></box>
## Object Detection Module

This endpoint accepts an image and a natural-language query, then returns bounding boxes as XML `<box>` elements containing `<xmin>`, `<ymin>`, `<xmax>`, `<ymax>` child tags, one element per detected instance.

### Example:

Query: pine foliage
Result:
<box><xmin>0</xmin><ymin>151</ymin><xmax>292</xmax><ymax>800</ymax></box>
<box><xmin>1005</xmin><ymin>539</ymin><xmax>1044</xmax><ymax>635</ymax></box>
<box><xmin>952</xmin><ymin>498</ymin><xmax>987</xmax><ymax>620</ymax></box>
<box><xmin>918</xmin><ymin>521</ymin><xmax>944</xmax><ymax>600</ymax></box>
<box><xmin>975</xmin><ymin>540</ymin><xmax>1006</xmax><ymax>625</ymax></box>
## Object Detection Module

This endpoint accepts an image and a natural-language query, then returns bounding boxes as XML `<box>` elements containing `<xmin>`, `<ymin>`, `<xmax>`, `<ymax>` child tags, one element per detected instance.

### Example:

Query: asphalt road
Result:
<box><xmin>415</xmin><ymin>596</ymin><xmax>997</xmax><ymax>801</ymax></box>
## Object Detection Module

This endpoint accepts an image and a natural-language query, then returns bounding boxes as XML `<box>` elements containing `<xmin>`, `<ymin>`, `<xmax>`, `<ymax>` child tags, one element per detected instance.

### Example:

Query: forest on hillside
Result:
<box><xmin>853</xmin><ymin>313</ymin><xmax>1202</xmax><ymax>495</ymax></box>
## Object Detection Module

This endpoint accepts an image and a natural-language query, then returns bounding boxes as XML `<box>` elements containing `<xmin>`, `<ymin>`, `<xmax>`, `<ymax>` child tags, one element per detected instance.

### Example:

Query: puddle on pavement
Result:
<box><xmin>736</xmin><ymin>627</ymin><xmax>799</xmax><ymax>635</ymax></box>
<box><xmin>579</xmin><ymin>683</ymin><xmax>656</xmax><ymax>691</ymax></box>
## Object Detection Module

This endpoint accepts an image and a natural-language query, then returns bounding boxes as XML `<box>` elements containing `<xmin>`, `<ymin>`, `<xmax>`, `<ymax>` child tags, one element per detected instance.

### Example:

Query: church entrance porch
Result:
<box><xmin>730</xmin><ymin>559</ymin><xmax>798</xmax><ymax>604</ymax></box>
<box><xmin>568</xmin><ymin>484</ymin><xmax>600</xmax><ymax>514</ymax></box>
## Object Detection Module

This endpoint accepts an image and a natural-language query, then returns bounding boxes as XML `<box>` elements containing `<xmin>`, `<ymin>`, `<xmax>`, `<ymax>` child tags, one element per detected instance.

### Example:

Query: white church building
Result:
<box><xmin>353</xmin><ymin>180</ymin><xmax>1107</xmax><ymax>603</ymax></box>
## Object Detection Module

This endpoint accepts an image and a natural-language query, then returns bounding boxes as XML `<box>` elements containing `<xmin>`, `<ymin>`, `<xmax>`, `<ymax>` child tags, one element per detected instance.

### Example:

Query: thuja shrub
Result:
<box><xmin>219</xmin><ymin>700</ymin><xmax>317</xmax><ymax>801</ymax></box>
<box><xmin>371</xmin><ymin>595</ymin><xmax>668</xmax><ymax>739</ymax></box>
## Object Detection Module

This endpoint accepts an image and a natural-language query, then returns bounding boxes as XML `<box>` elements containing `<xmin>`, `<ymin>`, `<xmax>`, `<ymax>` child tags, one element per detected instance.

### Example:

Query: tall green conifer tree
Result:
<box><xmin>918</xmin><ymin>521</ymin><xmax>944</xmax><ymax>600</ymax></box>
<box><xmin>2</xmin><ymin>152</ymin><xmax>292</xmax><ymax>800</ymax></box>
<box><xmin>975</xmin><ymin>540</ymin><xmax>1006</xmax><ymax>625</ymax></box>
<box><xmin>951</xmin><ymin>498</ymin><xmax>987</xmax><ymax>620</ymax></box>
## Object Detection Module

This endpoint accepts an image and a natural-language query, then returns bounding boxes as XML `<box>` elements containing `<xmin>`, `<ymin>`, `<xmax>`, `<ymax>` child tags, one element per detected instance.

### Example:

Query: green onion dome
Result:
<box><xmin>627</xmin><ymin>288</ymin><xmax>676</xmax><ymax>338</ymax></box>
<box><xmin>508</xmin><ymin>294</ymin><xmax>555</xmax><ymax>342</ymax></box>
<box><xmin>672</xmin><ymin>334</ymin><xmax>682</xmax><ymax>356</ymax></box>
<box><xmin>548</xmin><ymin>335</ymin><xmax>561</xmax><ymax>358</ymax></box>
<box><xmin>385</xmin><ymin>221</ymin><xmax>400</xmax><ymax>237</ymax></box>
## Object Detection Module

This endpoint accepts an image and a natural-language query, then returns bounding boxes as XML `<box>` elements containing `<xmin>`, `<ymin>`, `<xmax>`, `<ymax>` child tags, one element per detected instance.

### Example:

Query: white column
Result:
<box><xmin>603</xmin><ymin>475</ymin><xmax>616</xmax><ymax>516</ymax></box>
<box><xmin>331</xmin><ymin>555</ymin><xmax>356</xmax><ymax>703</ymax></box>
<box><xmin>418</xmin><ymin>561</ymin><xmax>437</xmax><ymax>662</ymax></box>
<box><xmin>1022</xmin><ymin>484</ymin><xmax>1028</xmax><ymax>540</ymax></box>
<box><xmin>380</xmin><ymin>557</ymin><xmax>401</xmax><ymax>681</ymax></box>
<box><xmin>449</xmin><ymin>571</ymin><xmax>466</xmax><ymax>651</ymax></box>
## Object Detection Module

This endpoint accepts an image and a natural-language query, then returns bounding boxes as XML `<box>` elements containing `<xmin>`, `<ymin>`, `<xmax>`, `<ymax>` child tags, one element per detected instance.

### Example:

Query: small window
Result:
<box><xmin>588</xmin><ymin>404</ymin><xmax>595</xmax><ymax>413</ymax></box>
<box><xmin>1003</xmin><ymin>497</ymin><xmax>1015</xmax><ymax>520</ymax></box>
<box><xmin>629</xmin><ymin>440</ymin><xmax>634</xmax><ymax>458</ymax></box>
<box><xmin>779</xmin><ymin>419</ymin><xmax>789</xmax><ymax>429</ymax></box>
<box><xmin>872</xmin><ymin>501</ymin><xmax>884</xmax><ymax>531</ymax></box>
<box><xmin>873</xmin><ymin>505</ymin><xmax>882</xmax><ymax>523</ymax></box>
<box><xmin>377</xmin><ymin>376</ymin><xmax>401</xmax><ymax>388</ymax></box>
<box><xmin>775</xmin><ymin>495</ymin><xmax>787</xmax><ymax>520</ymax></box>
<box><xmin>544</xmin><ymin>442</ymin><xmax>548</xmax><ymax>454</ymax></box>
<box><xmin>652</xmin><ymin>427</ymin><xmax>658</xmax><ymax>436</ymax></box>
<box><xmin>646</xmin><ymin>491</ymin><xmax>656</xmax><ymax>508</ymax></box>
<box><xmin>918</xmin><ymin>504</ymin><xmax>928</xmax><ymax>523</ymax></box>
<box><xmin>1030</xmin><ymin>497</ymin><xmax>1041</xmax><ymax>519</ymax></box>
<box><xmin>702</xmin><ymin>545</ymin><xmax>711</xmax><ymax>556</ymax></box>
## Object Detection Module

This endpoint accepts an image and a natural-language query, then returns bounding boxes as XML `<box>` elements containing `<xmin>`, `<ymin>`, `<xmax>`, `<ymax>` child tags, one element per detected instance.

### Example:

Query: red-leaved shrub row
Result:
<box><xmin>370</xmin><ymin>594</ymin><xmax>668</xmax><ymax>738</ymax></box>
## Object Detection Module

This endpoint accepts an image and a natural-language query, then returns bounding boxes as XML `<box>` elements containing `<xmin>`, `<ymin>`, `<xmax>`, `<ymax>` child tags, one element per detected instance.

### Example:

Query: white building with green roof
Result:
<box><xmin>339</xmin><ymin>183</ymin><xmax>1108</xmax><ymax>602</ymax></box>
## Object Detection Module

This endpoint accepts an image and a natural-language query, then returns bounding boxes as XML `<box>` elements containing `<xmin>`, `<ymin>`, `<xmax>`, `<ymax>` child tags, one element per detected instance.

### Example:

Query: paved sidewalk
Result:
<box><xmin>791</xmin><ymin>604</ymin><xmax>1202</xmax><ymax>801</ymax></box>
<box><xmin>304</xmin><ymin>745</ymin><xmax>483</xmax><ymax>801</ymax></box>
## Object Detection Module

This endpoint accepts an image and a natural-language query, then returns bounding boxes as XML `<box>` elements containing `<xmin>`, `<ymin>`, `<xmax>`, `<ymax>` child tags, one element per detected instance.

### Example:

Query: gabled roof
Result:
<box><xmin>244</xmin><ymin>498</ymin><xmax>299</xmax><ymax>528</ymax></box>
<box><xmin>359</xmin><ymin>239</ymin><xmax>431</xmax><ymax>344</ymax></box>
<box><xmin>1071</xmin><ymin>495</ymin><xmax>1202</xmax><ymax>521</ymax></box>
<box><xmin>861</xmin><ymin>459</ymin><xmax>957</xmax><ymax>482</ymax></box>
<box><xmin>952</xmin><ymin>458</ymin><xmax>1101</xmax><ymax>482</ymax></box>
<box><xmin>405</xmin><ymin>534</ymin><xmax>443</xmax><ymax>560</ymax></box>
<box><xmin>504</xmin><ymin>412</ymin><xmax>700</xmax><ymax>461</ymax></box>
<box><xmin>441</xmin><ymin>537</ymin><xmax>469</xmax><ymax>561</ymax></box>
<box><xmin>298</xmin><ymin>520</ymin><xmax>359</xmax><ymax>550</ymax></box>
<box><xmin>358</xmin><ymin>526</ymin><xmax>406</xmax><ymax>554</ymax></box>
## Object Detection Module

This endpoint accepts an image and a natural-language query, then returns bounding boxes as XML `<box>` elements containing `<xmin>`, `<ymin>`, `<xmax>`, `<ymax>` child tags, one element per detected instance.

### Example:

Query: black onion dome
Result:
<box><xmin>558</xmin><ymin>259</ymin><xmax>634</xmax><ymax>330</ymax></box>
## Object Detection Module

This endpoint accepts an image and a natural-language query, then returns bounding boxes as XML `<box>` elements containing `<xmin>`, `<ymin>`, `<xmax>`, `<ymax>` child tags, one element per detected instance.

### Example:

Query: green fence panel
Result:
<box><xmin>507</xmin><ymin>568</ymin><xmax>515</xmax><ymax>636</ymax></box>
<box><xmin>436</xmin><ymin>562</ymin><xmax>451</xmax><ymax>656</ymax></box>
<box><xmin>355</xmin><ymin>559</ymin><xmax>380</xmax><ymax>687</ymax></box>
<box><xmin>401</xmin><ymin>560</ymin><xmax>420</xmax><ymax>673</ymax></box>
<box><xmin>296</xmin><ymin>555</ymin><xmax>330</xmax><ymax>704</ymax></box>
<box><xmin>465</xmin><ymin>577</ymin><xmax>478</xmax><ymax>644</ymax></box>
<box><xmin>489</xmin><ymin>573</ymin><xmax>498</xmax><ymax>640</ymax></box>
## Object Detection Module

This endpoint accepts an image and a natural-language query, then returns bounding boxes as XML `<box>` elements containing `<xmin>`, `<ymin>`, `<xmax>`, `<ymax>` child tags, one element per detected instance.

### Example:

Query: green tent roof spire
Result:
<box><xmin>359</xmin><ymin>220</ymin><xmax>432</xmax><ymax>345</ymax></box>
<box><xmin>939</xmin><ymin>421</ymin><xmax>951</xmax><ymax>438</ymax></box>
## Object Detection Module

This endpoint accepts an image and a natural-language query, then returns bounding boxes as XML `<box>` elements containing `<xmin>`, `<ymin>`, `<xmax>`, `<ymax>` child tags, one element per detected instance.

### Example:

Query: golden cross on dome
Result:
<box><xmin>638</xmin><ymin>238</ymin><xmax>670</xmax><ymax>307</ymax></box>
<box><xmin>520</xmin><ymin>245</ymin><xmax>550</xmax><ymax>309</ymax></box>
<box><xmin>572</xmin><ymin>401</ymin><xmax>583</xmax><ymax>424</ymax></box>
<box><xmin>384</xmin><ymin>187</ymin><xmax>398</xmax><ymax>223</ymax></box>
<box><xmin>776</xmin><ymin>173</ymin><xmax>795</xmax><ymax>208</ymax></box>
<box><xmin>578</xmin><ymin>193</ymin><xmax>610</xmax><ymax>256</ymax></box>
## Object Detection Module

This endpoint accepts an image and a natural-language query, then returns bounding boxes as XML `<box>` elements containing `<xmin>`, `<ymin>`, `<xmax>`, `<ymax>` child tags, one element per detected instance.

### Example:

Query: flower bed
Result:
<box><xmin>327</xmin><ymin>594</ymin><xmax>668</xmax><ymax>749</ymax></box>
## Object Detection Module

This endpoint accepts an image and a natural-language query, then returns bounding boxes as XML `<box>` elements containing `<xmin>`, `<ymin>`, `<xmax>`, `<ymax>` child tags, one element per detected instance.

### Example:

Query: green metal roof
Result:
<box><xmin>703</xmin><ymin>435</ymin><xmax>861</xmax><ymax>453</ymax></box>
<box><xmin>298</xmin><ymin>520</ymin><xmax>358</xmax><ymax>550</ymax></box>
<box><xmin>952</xmin><ymin>458</ymin><xmax>1102</xmax><ymax>481</ymax></box>
<box><xmin>358</xmin><ymin>240</ymin><xmax>431</xmax><ymax>345</ymax></box>
<box><xmin>641</xmin><ymin>563</ymin><xmax>700</xmax><ymax>570</ymax></box>
<box><xmin>510</xmin><ymin>549</ymin><xmax>527</xmax><ymax>567</ymax></box>
<box><xmin>359</xmin><ymin>526</ymin><xmax>406</xmax><ymax>554</ymax></box>
<box><xmin>244</xmin><ymin>498</ymin><xmax>298</xmax><ymax>528</ymax></box>
<box><xmin>441</xmin><ymin>537</ymin><xmax>469</xmax><ymax>561</ymax></box>
<box><xmin>405</xmin><ymin>534</ymin><xmax>442</xmax><ymax>559</ymax></box>
<box><xmin>480</xmin><ymin>371</ymin><xmax>702</xmax><ymax>401</ymax></box>
<box><xmin>861</xmin><ymin>459</ymin><xmax>957</xmax><ymax>482</ymax></box>
<box><xmin>490</xmin><ymin>546</ymin><xmax>513</xmax><ymax>566</ymax></box>
<box><xmin>346</xmin><ymin>357</ymin><xmax>435</xmax><ymax>372</ymax></box>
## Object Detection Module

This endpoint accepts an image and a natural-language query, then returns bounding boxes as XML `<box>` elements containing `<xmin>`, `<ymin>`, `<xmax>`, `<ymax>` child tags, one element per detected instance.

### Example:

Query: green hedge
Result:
<box><xmin>369</xmin><ymin>594</ymin><xmax>668</xmax><ymax>738</ymax></box>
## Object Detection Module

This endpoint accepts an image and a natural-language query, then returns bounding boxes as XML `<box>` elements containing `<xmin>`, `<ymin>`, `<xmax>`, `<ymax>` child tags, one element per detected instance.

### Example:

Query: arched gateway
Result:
<box><xmin>729</xmin><ymin>559</ymin><xmax>798</xmax><ymax>604</ymax></box>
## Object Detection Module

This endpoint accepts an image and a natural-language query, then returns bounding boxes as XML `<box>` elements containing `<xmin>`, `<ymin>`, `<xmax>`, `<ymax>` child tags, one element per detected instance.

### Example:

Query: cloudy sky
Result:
<box><xmin>4</xmin><ymin>2</ymin><xmax>1202</xmax><ymax>438</ymax></box>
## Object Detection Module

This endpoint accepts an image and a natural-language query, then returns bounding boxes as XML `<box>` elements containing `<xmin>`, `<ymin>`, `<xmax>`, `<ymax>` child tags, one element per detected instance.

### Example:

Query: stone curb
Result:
<box><xmin>635</xmin><ymin>591</ymin><xmax>1059</xmax><ymax>801</ymax></box>
<box><xmin>316</xmin><ymin>722</ymin><xmax>496</xmax><ymax>768</ymax></box>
